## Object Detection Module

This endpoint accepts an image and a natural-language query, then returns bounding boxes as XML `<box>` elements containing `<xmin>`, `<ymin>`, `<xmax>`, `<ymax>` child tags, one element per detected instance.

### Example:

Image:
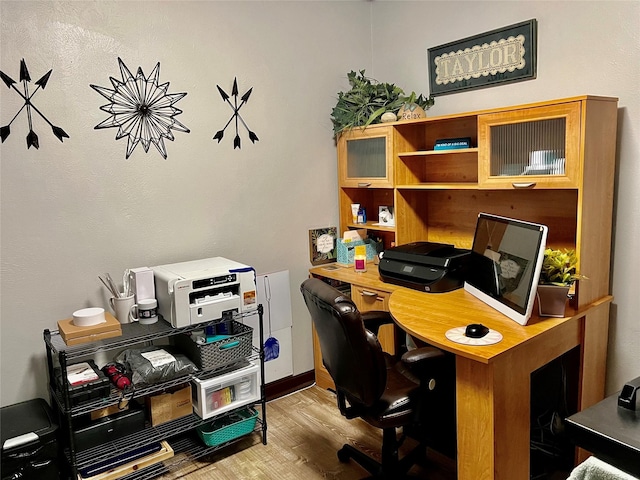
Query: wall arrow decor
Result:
<box><xmin>213</xmin><ymin>78</ymin><xmax>259</xmax><ymax>149</ymax></box>
<box><xmin>0</xmin><ymin>59</ymin><xmax>69</xmax><ymax>150</ymax></box>
<box><xmin>90</xmin><ymin>57</ymin><xmax>190</xmax><ymax>159</ymax></box>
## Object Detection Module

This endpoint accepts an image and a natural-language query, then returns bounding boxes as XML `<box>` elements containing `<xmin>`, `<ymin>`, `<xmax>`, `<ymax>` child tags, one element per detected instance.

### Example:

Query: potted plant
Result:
<box><xmin>537</xmin><ymin>248</ymin><xmax>584</xmax><ymax>317</ymax></box>
<box><xmin>330</xmin><ymin>70</ymin><xmax>434</xmax><ymax>137</ymax></box>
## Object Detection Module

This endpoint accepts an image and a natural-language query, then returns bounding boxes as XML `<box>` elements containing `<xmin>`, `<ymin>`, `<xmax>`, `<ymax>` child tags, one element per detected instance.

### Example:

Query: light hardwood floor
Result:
<box><xmin>163</xmin><ymin>385</ymin><xmax>456</xmax><ymax>480</ymax></box>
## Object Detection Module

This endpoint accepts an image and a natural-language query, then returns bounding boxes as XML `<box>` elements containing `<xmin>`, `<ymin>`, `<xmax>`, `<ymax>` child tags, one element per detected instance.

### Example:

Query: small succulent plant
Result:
<box><xmin>539</xmin><ymin>248</ymin><xmax>585</xmax><ymax>286</ymax></box>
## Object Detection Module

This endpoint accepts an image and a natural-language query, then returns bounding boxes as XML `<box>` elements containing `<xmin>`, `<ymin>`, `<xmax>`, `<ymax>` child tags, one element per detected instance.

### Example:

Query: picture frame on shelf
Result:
<box><xmin>309</xmin><ymin>227</ymin><xmax>337</xmax><ymax>265</ymax></box>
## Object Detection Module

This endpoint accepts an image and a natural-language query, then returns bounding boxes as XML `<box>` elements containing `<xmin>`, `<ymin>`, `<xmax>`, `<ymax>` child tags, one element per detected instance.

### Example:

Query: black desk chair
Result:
<box><xmin>301</xmin><ymin>278</ymin><xmax>454</xmax><ymax>479</ymax></box>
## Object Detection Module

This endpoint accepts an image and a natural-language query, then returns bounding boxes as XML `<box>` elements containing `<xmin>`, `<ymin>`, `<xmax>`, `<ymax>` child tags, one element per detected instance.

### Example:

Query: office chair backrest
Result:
<box><xmin>301</xmin><ymin>278</ymin><xmax>387</xmax><ymax>407</ymax></box>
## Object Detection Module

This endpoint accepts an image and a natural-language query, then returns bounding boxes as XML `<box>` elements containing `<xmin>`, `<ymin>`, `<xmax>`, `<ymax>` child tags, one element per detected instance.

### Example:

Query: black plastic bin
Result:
<box><xmin>1</xmin><ymin>398</ymin><xmax>59</xmax><ymax>480</ymax></box>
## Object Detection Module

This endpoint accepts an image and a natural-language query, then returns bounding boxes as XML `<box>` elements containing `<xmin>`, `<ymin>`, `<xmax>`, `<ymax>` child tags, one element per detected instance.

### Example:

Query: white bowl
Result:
<box><xmin>72</xmin><ymin>307</ymin><xmax>106</xmax><ymax>327</ymax></box>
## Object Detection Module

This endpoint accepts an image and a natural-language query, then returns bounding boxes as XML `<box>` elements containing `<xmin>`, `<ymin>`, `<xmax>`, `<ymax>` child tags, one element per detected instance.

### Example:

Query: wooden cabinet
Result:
<box><xmin>337</xmin><ymin>126</ymin><xmax>394</xmax><ymax>188</ymax></box>
<box><xmin>337</xmin><ymin>127</ymin><xmax>398</xmax><ymax>248</ymax></box>
<box><xmin>335</xmin><ymin>96</ymin><xmax>617</xmax><ymax>305</ymax></box>
<box><xmin>315</xmin><ymin>95</ymin><xmax>618</xmax><ymax>390</ymax></box>
<box><xmin>350</xmin><ymin>284</ymin><xmax>396</xmax><ymax>355</ymax></box>
<box><xmin>394</xmin><ymin>112</ymin><xmax>480</xmax><ymax>188</ymax></box>
<box><xmin>338</xmin><ymin>187</ymin><xmax>396</xmax><ymax>247</ymax></box>
<box><xmin>311</xmin><ymin>323</ymin><xmax>334</xmax><ymax>391</ymax></box>
<box><xmin>308</xmin><ymin>97</ymin><xmax>617</xmax><ymax>480</ymax></box>
<box><xmin>477</xmin><ymin>101</ymin><xmax>582</xmax><ymax>189</ymax></box>
<box><xmin>312</xmin><ymin>95</ymin><xmax>618</xmax><ymax>388</ymax></box>
<box><xmin>351</xmin><ymin>284</ymin><xmax>390</xmax><ymax>311</ymax></box>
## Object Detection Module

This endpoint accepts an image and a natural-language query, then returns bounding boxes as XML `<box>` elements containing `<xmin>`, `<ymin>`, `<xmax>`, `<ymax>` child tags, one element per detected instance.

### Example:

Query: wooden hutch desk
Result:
<box><xmin>311</xmin><ymin>95</ymin><xmax>618</xmax><ymax>479</ymax></box>
<box><xmin>310</xmin><ymin>264</ymin><xmax>612</xmax><ymax>480</ymax></box>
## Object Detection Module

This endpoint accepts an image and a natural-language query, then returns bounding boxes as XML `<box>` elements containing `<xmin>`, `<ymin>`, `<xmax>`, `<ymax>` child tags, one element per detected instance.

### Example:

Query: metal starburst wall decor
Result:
<box><xmin>0</xmin><ymin>59</ymin><xmax>69</xmax><ymax>149</ymax></box>
<box><xmin>90</xmin><ymin>57</ymin><xmax>189</xmax><ymax>159</ymax></box>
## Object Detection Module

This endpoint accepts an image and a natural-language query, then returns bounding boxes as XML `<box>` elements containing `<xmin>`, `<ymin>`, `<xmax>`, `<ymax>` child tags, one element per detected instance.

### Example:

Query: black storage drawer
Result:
<box><xmin>72</xmin><ymin>401</ymin><xmax>146</xmax><ymax>451</ymax></box>
<box><xmin>1</xmin><ymin>398</ymin><xmax>59</xmax><ymax>480</ymax></box>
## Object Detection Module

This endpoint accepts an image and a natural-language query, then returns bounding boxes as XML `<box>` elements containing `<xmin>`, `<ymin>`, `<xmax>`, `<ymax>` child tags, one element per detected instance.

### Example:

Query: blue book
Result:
<box><xmin>434</xmin><ymin>137</ymin><xmax>472</xmax><ymax>150</ymax></box>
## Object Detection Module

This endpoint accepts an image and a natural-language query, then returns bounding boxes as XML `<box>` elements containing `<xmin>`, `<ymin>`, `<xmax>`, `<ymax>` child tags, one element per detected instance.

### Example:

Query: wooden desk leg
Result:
<box><xmin>576</xmin><ymin>305</ymin><xmax>610</xmax><ymax>463</ymax></box>
<box><xmin>579</xmin><ymin>305</ymin><xmax>610</xmax><ymax>409</ymax></box>
<box><xmin>456</xmin><ymin>355</ymin><xmax>530</xmax><ymax>480</ymax></box>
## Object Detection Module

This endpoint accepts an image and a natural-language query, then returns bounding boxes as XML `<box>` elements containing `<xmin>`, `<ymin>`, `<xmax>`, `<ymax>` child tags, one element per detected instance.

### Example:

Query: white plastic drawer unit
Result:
<box><xmin>192</xmin><ymin>361</ymin><xmax>261</xmax><ymax>420</ymax></box>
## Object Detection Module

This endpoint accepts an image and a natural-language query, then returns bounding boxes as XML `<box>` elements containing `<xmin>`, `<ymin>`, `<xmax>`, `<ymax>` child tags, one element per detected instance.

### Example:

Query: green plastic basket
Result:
<box><xmin>197</xmin><ymin>407</ymin><xmax>258</xmax><ymax>447</ymax></box>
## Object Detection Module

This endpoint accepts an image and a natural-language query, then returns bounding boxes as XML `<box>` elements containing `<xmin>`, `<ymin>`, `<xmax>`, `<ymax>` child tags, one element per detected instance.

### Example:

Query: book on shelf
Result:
<box><xmin>434</xmin><ymin>137</ymin><xmax>472</xmax><ymax>150</ymax></box>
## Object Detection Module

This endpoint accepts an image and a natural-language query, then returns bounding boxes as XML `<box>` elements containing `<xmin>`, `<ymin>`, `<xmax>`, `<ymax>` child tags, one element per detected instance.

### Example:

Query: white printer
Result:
<box><xmin>151</xmin><ymin>257</ymin><xmax>257</xmax><ymax>328</ymax></box>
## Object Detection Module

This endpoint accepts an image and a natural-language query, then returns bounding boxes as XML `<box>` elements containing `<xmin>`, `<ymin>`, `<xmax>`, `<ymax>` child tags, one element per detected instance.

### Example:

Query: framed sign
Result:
<box><xmin>428</xmin><ymin>19</ymin><xmax>537</xmax><ymax>96</ymax></box>
<box><xmin>309</xmin><ymin>227</ymin><xmax>337</xmax><ymax>265</ymax></box>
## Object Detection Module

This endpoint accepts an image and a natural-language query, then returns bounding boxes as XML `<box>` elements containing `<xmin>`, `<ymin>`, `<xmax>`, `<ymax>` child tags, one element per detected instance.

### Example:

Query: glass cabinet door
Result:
<box><xmin>337</xmin><ymin>126</ymin><xmax>393</xmax><ymax>188</ymax></box>
<box><xmin>478</xmin><ymin>102</ymin><xmax>581</xmax><ymax>189</ymax></box>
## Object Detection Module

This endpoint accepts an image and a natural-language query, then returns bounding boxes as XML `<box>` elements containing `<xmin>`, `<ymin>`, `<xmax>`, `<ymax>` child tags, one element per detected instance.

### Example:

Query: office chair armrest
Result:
<box><xmin>361</xmin><ymin>311</ymin><xmax>394</xmax><ymax>336</ymax></box>
<box><xmin>402</xmin><ymin>346</ymin><xmax>445</xmax><ymax>365</ymax></box>
<box><xmin>401</xmin><ymin>346</ymin><xmax>446</xmax><ymax>379</ymax></box>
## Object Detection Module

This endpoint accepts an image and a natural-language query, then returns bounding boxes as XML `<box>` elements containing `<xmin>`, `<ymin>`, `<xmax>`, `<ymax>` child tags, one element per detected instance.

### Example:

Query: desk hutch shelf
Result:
<box><xmin>335</xmin><ymin>95</ymin><xmax>617</xmax><ymax>308</ymax></box>
<box><xmin>316</xmin><ymin>95</ymin><xmax>618</xmax><ymax>479</ymax></box>
<box><xmin>320</xmin><ymin>95</ymin><xmax>618</xmax><ymax>416</ymax></box>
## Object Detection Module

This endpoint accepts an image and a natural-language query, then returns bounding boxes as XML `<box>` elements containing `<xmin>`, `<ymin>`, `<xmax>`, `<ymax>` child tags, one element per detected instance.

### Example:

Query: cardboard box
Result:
<box><xmin>146</xmin><ymin>385</ymin><xmax>192</xmax><ymax>426</ymax></box>
<box><xmin>57</xmin><ymin>312</ymin><xmax>122</xmax><ymax>346</ymax></box>
<box><xmin>90</xmin><ymin>403</ymin><xmax>129</xmax><ymax>421</ymax></box>
<box><xmin>129</xmin><ymin>267</ymin><xmax>155</xmax><ymax>302</ymax></box>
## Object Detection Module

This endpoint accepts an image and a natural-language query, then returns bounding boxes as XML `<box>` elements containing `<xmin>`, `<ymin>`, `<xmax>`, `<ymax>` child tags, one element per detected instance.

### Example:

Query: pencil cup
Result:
<box><xmin>109</xmin><ymin>294</ymin><xmax>135</xmax><ymax>324</ymax></box>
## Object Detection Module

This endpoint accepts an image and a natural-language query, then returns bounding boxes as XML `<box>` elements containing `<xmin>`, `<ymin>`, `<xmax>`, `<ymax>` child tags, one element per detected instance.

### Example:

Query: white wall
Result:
<box><xmin>0</xmin><ymin>0</ymin><xmax>372</xmax><ymax>405</ymax></box>
<box><xmin>1</xmin><ymin>0</ymin><xmax>638</xmax><ymax>406</ymax></box>
<box><xmin>370</xmin><ymin>0</ymin><xmax>640</xmax><ymax>394</ymax></box>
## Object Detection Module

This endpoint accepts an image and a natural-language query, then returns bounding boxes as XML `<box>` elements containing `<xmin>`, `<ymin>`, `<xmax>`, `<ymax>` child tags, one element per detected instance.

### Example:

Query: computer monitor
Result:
<box><xmin>464</xmin><ymin>213</ymin><xmax>548</xmax><ymax>325</ymax></box>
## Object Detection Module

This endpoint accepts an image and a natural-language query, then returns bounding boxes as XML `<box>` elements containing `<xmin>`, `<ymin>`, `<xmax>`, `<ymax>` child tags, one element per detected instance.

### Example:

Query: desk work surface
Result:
<box><xmin>389</xmin><ymin>287</ymin><xmax>612</xmax><ymax>364</ymax></box>
<box><xmin>309</xmin><ymin>263</ymin><xmax>612</xmax><ymax>365</ymax></box>
<box><xmin>309</xmin><ymin>263</ymin><xmax>399</xmax><ymax>292</ymax></box>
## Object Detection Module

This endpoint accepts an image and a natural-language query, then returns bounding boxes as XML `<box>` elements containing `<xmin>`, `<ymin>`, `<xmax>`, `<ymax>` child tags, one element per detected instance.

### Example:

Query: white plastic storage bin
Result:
<box><xmin>192</xmin><ymin>361</ymin><xmax>261</xmax><ymax>420</ymax></box>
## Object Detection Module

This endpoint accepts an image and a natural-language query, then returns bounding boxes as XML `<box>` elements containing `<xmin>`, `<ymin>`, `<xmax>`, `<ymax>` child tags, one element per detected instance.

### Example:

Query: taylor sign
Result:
<box><xmin>428</xmin><ymin>20</ymin><xmax>537</xmax><ymax>96</ymax></box>
<box><xmin>434</xmin><ymin>36</ymin><xmax>526</xmax><ymax>85</ymax></box>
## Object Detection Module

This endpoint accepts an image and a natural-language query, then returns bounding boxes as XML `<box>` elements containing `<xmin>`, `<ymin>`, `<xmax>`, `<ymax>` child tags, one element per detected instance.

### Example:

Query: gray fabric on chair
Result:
<box><xmin>567</xmin><ymin>456</ymin><xmax>639</xmax><ymax>480</ymax></box>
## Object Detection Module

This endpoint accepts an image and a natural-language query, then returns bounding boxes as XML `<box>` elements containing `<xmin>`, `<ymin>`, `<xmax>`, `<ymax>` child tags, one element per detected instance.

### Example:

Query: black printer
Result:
<box><xmin>379</xmin><ymin>241</ymin><xmax>470</xmax><ymax>292</ymax></box>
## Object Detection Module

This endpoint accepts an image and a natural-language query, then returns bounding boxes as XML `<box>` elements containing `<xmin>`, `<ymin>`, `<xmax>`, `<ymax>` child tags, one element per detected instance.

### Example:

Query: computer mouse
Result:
<box><xmin>465</xmin><ymin>323</ymin><xmax>490</xmax><ymax>339</ymax></box>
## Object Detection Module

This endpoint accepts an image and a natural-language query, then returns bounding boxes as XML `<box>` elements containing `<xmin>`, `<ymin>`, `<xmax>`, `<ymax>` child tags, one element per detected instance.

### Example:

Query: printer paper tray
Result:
<box><xmin>189</xmin><ymin>294</ymin><xmax>242</xmax><ymax>324</ymax></box>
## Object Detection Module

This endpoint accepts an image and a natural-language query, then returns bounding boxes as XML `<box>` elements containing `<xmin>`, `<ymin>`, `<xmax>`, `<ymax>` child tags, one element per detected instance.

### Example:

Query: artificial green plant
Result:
<box><xmin>330</xmin><ymin>70</ymin><xmax>434</xmax><ymax>137</ymax></box>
